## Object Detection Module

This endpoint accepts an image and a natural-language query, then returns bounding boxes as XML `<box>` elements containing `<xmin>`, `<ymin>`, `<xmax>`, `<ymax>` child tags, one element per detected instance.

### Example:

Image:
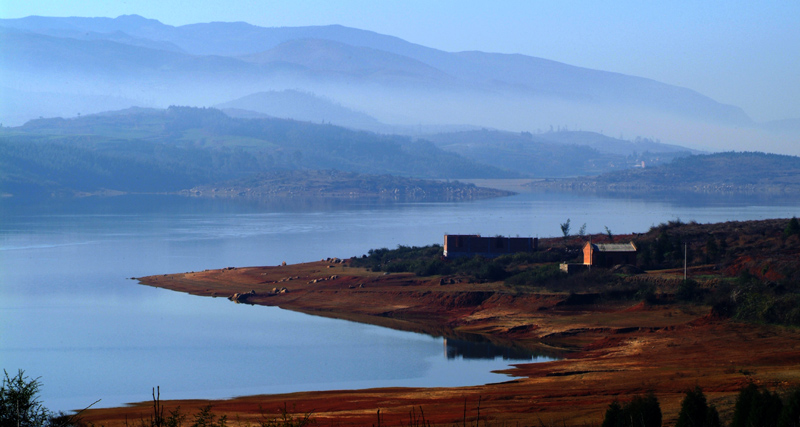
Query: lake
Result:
<box><xmin>1</xmin><ymin>192</ymin><xmax>799</xmax><ymax>412</ymax></box>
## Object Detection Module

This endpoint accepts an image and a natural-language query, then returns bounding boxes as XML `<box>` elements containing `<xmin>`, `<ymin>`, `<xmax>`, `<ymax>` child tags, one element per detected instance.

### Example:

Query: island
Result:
<box><xmin>82</xmin><ymin>217</ymin><xmax>800</xmax><ymax>426</ymax></box>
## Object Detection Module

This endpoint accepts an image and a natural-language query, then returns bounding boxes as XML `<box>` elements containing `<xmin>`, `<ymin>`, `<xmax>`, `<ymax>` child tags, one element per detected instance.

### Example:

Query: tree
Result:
<box><xmin>779</xmin><ymin>387</ymin><xmax>800</xmax><ymax>427</ymax></box>
<box><xmin>625</xmin><ymin>392</ymin><xmax>662</xmax><ymax>427</ymax></box>
<box><xmin>579</xmin><ymin>223</ymin><xmax>587</xmax><ymax>237</ymax></box>
<box><xmin>675</xmin><ymin>387</ymin><xmax>720</xmax><ymax>427</ymax></box>
<box><xmin>705</xmin><ymin>237</ymin><xmax>719</xmax><ymax>264</ymax></box>
<box><xmin>601</xmin><ymin>393</ymin><xmax>661</xmax><ymax>427</ymax></box>
<box><xmin>0</xmin><ymin>370</ymin><xmax>51</xmax><ymax>427</ymax></box>
<box><xmin>732</xmin><ymin>383</ymin><xmax>782</xmax><ymax>427</ymax></box>
<box><xmin>785</xmin><ymin>217</ymin><xmax>800</xmax><ymax>237</ymax></box>
<box><xmin>560</xmin><ymin>219</ymin><xmax>571</xmax><ymax>240</ymax></box>
<box><xmin>602</xmin><ymin>401</ymin><xmax>624</xmax><ymax>427</ymax></box>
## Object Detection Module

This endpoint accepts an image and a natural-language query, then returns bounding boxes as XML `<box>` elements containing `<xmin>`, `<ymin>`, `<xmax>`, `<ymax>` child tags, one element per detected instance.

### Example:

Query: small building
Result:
<box><xmin>583</xmin><ymin>241</ymin><xmax>638</xmax><ymax>267</ymax></box>
<box><xmin>443</xmin><ymin>234</ymin><xmax>538</xmax><ymax>259</ymax></box>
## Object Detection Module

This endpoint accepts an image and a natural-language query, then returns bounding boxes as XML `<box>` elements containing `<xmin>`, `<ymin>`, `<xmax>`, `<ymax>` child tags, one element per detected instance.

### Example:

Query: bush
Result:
<box><xmin>0</xmin><ymin>370</ymin><xmax>51</xmax><ymax>427</ymax></box>
<box><xmin>676</xmin><ymin>279</ymin><xmax>701</xmax><ymax>302</ymax></box>
<box><xmin>505</xmin><ymin>264</ymin><xmax>565</xmax><ymax>288</ymax></box>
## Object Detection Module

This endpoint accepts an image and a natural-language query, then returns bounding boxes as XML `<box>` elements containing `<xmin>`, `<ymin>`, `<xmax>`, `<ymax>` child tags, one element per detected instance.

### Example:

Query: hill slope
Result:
<box><xmin>527</xmin><ymin>152</ymin><xmax>800</xmax><ymax>194</ymax></box>
<box><xmin>424</xmin><ymin>129</ymin><xmax>694</xmax><ymax>178</ymax></box>
<box><xmin>0</xmin><ymin>106</ymin><xmax>515</xmax><ymax>199</ymax></box>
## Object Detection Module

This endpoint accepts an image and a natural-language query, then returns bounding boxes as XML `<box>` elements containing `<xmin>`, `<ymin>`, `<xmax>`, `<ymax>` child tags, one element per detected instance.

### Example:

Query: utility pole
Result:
<box><xmin>684</xmin><ymin>243</ymin><xmax>687</xmax><ymax>281</ymax></box>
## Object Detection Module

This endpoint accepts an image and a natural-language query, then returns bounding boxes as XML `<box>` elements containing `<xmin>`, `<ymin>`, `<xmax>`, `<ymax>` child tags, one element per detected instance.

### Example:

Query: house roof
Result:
<box><xmin>589</xmin><ymin>242</ymin><xmax>637</xmax><ymax>252</ymax></box>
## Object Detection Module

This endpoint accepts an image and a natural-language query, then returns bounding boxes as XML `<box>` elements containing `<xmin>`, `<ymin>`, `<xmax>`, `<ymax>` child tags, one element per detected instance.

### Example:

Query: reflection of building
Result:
<box><xmin>583</xmin><ymin>242</ymin><xmax>637</xmax><ymax>267</ymax></box>
<box><xmin>443</xmin><ymin>234</ymin><xmax>538</xmax><ymax>259</ymax></box>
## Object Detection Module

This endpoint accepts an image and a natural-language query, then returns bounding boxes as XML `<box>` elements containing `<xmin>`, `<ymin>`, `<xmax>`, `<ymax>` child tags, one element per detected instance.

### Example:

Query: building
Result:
<box><xmin>583</xmin><ymin>242</ymin><xmax>638</xmax><ymax>267</ymax></box>
<box><xmin>443</xmin><ymin>234</ymin><xmax>538</xmax><ymax>259</ymax></box>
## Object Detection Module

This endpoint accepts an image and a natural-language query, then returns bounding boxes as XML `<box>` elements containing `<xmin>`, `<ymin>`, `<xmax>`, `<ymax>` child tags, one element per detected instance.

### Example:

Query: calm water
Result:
<box><xmin>1</xmin><ymin>192</ymin><xmax>799</xmax><ymax>412</ymax></box>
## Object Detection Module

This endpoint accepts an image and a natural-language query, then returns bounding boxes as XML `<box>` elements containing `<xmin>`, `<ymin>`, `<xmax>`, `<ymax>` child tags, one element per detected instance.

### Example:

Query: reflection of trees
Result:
<box><xmin>443</xmin><ymin>337</ymin><xmax>551</xmax><ymax>361</ymax></box>
<box><xmin>290</xmin><ymin>304</ymin><xmax>565</xmax><ymax>360</ymax></box>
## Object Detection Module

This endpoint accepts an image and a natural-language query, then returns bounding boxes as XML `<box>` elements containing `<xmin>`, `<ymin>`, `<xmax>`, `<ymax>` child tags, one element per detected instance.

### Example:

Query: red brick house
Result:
<box><xmin>583</xmin><ymin>242</ymin><xmax>638</xmax><ymax>267</ymax></box>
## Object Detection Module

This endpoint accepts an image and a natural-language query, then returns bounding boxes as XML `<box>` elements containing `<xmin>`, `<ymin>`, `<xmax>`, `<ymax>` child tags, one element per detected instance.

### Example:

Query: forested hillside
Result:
<box><xmin>425</xmin><ymin>129</ymin><xmax>693</xmax><ymax>177</ymax></box>
<box><xmin>527</xmin><ymin>152</ymin><xmax>800</xmax><ymax>194</ymax></box>
<box><xmin>0</xmin><ymin>106</ymin><xmax>515</xmax><ymax>198</ymax></box>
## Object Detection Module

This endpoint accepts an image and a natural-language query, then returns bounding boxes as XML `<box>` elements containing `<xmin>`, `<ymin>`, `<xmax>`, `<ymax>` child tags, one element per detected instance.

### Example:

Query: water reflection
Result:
<box><xmin>443</xmin><ymin>337</ymin><xmax>540</xmax><ymax>360</ymax></box>
<box><xmin>4</xmin><ymin>192</ymin><xmax>799</xmax><ymax>411</ymax></box>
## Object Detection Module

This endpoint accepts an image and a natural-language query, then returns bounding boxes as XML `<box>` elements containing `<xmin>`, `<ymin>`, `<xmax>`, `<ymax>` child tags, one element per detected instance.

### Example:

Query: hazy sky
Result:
<box><xmin>2</xmin><ymin>0</ymin><xmax>798</xmax><ymax>122</ymax></box>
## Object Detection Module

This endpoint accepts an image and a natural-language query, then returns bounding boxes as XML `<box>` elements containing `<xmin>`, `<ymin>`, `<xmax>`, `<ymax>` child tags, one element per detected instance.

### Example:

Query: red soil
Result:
<box><xmin>81</xmin><ymin>260</ymin><xmax>800</xmax><ymax>426</ymax></box>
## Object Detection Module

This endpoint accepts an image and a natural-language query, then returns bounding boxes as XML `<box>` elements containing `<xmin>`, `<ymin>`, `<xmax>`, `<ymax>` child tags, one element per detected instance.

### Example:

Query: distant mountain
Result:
<box><xmin>534</xmin><ymin>131</ymin><xmax>698</xmax><ymax>156</ymax></box>
<box><xmin>0</xmin><ymin>106</ymin><xmax>514</xmax><ymax>199</ymax></box>
<box><xmin>215</xmin><ymin>90</ymin><xmax>386</xmax><ymax>131</ymax></box>
<box><xmin>3</xmin><ymin>14</ymin><xmax>794</xmax><ymax>154</ymax></box>
<box><xmin>527</xmin><ymin>152</ymin><xmax>800</xmax><ymax>195</ymax></box>
<box><xmin>423</xmin><ymin>129</ymin><xmax>694</xmax><ymax>177</ymax></box>
<box><xmin>240</xmin><ymin>39</ymin><xmax>455</xmax><ymax>86</ymax></box>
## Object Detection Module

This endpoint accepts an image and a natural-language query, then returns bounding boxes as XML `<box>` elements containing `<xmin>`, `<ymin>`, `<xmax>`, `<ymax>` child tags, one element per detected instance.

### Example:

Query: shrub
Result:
<box><xmin>191</xmin><ymin>405</ymin><xmax>227</xmax><ymax>427</ymax></box>
<box><xmin>504</xmin><ymin>264</ymin><xmax>565</xmax><ymax>288</ymax></box>
<box><xmin>676</xmin><ymin>279</ymin><xmax>701</xmax><ymax>302</ymax></box>
<box><xmin>0</xmin><ymin>370</ymin><xmax>51</xmax><ymax>427</ymax></box>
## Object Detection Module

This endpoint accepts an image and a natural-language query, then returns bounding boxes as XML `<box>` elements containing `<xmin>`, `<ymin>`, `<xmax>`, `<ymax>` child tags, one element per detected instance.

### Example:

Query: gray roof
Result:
<box><xmin>591</xmin><ymin>242</ymin><xmax>637</xmax><ymax>252</ymax></box>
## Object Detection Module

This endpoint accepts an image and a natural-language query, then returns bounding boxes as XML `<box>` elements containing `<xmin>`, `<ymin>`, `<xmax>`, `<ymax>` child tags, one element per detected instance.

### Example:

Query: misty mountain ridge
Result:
<box><xmin>0</xmin><ymin>106</ymin><xmax>518</xmax><ymax>198</ymax></box>
<box><xmin>424</xmin><ymin>129</ymin><xmax>695</xmax><ymax>178</ymax></box>
<box><xmin>215</xmin><ymin>90</ymin><xmax>383</xmax><ymax>129</ymax></box>
<box><xmin>1</xmin><ymin>14</ymin><xmax>797</xmax><ymax>154</ymax></box>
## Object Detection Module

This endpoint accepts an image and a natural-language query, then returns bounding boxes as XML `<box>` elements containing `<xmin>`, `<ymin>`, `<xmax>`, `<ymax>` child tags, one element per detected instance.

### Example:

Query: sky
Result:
<box><xmin>1</xmin><ymin>0</ymin><xmax>798</xmax><ymax>123</ymax></box>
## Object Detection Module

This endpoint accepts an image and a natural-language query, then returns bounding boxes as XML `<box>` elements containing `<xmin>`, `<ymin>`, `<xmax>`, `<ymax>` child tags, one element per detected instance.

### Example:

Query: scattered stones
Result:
<box><xmin>307</xmin><ymin>275</ymin><xmax>340</xmax><ymax>284</ymax></box>
<box><xmin>228</xmin><ymin>289</ymin><xmax>256</xmax><ymax>303</ymax></box>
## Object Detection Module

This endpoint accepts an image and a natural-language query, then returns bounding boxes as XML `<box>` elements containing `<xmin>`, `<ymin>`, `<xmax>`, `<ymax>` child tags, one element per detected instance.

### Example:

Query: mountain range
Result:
<box><xmin>2</xmin><ymin>14</ymin><xmax>797</xmax><ymax>154</ymax></box>
<box><xmin>0</xmin><ymin>106</ymin><xmax>514</xmax><ymax>199</ymax></box>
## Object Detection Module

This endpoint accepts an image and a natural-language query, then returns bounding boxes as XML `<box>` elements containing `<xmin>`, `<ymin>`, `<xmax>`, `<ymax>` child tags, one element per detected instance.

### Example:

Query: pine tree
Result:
<box><xmin>602</xmin><ymin>401</ymin><xmax>624</xmax><ymax>427</ymax></box>
<box><xmin>675</xmin><ymin>387</ymin><xmax>720</xmax><ymax>427</ymax></box>
<box><xmin>779</xmin><ymin>387</ymin><xmax>800</xmax><ymax>427</ymax></box>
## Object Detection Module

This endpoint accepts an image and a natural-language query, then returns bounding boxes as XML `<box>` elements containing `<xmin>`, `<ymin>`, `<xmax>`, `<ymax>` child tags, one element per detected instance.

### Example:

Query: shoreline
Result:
<box><xmin>80</xmin><ymin>255</ymin><xmax>800</xmax><ymax>426</ymax></box>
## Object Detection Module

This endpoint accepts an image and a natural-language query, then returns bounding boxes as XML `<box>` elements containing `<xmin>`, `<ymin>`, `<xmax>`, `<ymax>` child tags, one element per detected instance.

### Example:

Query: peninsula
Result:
<box><xmin>82</xmin><ymin>218</ymin><xmax>800</xmax><ymax>426</ymax></box>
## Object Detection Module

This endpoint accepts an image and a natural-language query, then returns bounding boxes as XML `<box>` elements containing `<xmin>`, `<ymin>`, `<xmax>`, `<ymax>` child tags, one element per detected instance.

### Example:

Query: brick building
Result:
<box><xmin>583</xmin><ymin>242</ymin><xmax>638</xmax><ymax>267</ymax></box>
<box><xmin>443</xmin><ymin>234</ymin><xmax>538</xmax><ymax>259</ymax></box>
